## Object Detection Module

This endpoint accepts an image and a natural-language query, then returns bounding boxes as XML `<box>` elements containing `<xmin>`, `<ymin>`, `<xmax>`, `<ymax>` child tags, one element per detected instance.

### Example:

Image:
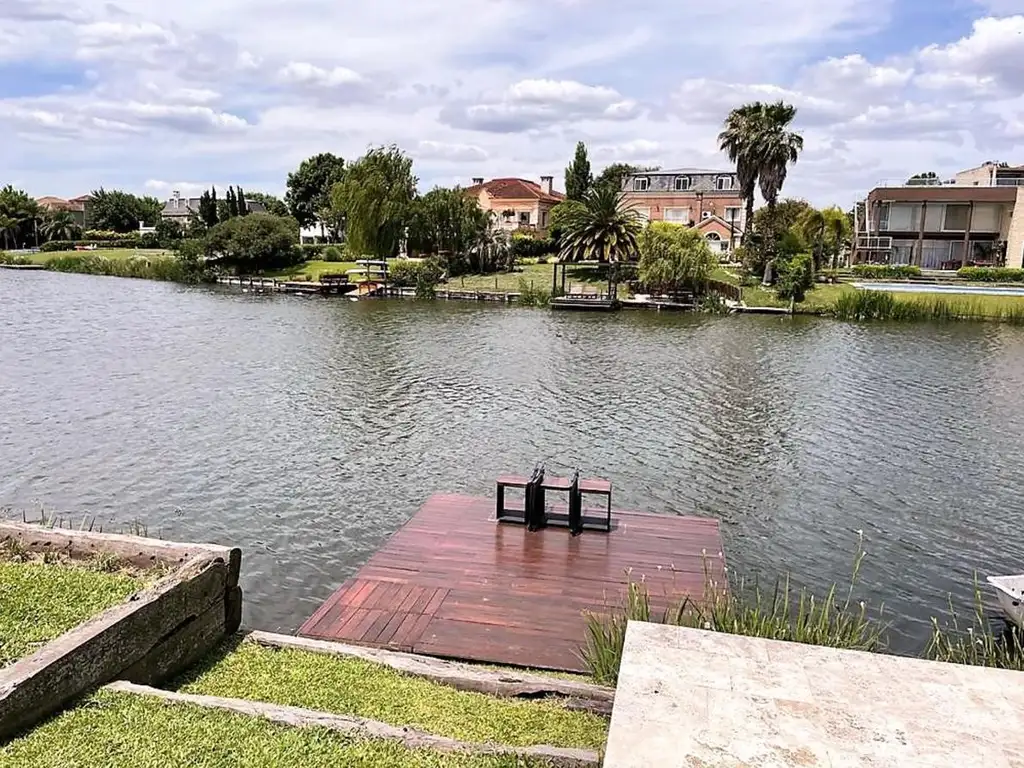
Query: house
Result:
<box><xmin>35</xmin><ymin>195</ymin><xmax>91</xmax><ymax>228</ymax></box>
<box><xmin>160</xmin><ymin>190</ymin><xmax>267</xmax><ymax>226</ymax></box>
<box><xmin>854</xmin><ymin>169</ymin><xmax>1024</xmax><ymax>269</ymax></box>
<box><xmin>465</xmin><ymin>177</ymin><xmax>565</xmax><ymax>233</ymax></box>
<box><xmin>619</xmin><ymin>168</ymin><xmax>746</xmax><ymax>255</ymax></box>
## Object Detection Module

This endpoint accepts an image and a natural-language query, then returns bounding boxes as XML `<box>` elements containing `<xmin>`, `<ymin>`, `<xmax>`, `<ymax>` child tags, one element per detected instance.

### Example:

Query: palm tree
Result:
<box><xmin>42</xmin><ymin>209</ymin><xmax>80</xmax><ymax>242</ymax></box>
<box><xmin>799</xmin><ymin>208</ymin><xmax>827</xmax><ymax>271</ymax></box>
<box><xmin>755</xmin><ymin>101</ymin><xmax>804</xmax><ymax>221</ymax></box>
<box><xmin>718</xmin><ymin>103</ymin><xmax>762</xmax><ymax>245</ymax></box>
<box><xmin>0</xmin><ymin>215</ymin><xmax>17</xmax><ymax>251</ymax></box>
<box><xmin>558</xmin><ymin>183</ymin><xmax>642</xmax><ymax>264</ymax></box>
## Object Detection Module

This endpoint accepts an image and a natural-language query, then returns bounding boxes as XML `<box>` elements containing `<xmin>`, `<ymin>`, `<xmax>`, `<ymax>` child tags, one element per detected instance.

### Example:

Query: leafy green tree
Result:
<box><xmin>557</xmin><ymin>184</ymin><xmax>642</xmax><ymax>264</ymax></box>
<box><xmin>236</xmin><ymin>186</ymin><xmax>248</xmax><ymax>216</ymax></box>
<box><xmin>564</xmin><ymin>141</ymin><xmax>593</xmax><ymax>201</ymax></box>
<box><xmin>638</xmin><ymin>222</ymin><xmax>716</xmax><ymax>296</ymax></box>
<box><xmin>155</xmin><ymin>218</ymin><xmax>184</xmax><ymax>246</ymax></box>
<box><xmin>286</xmin><ymin>152</ymin><xmax>346</xmax><ymax>230</ymax></box>
<box><xmin>88</xmin><ymin>188</ymin><xmax>142</xmax><ymax>233</ymax></box>
<box><xmin>244</xmin><ymin>191</ymin><xmax>288</xmax><ymax>217</ymax></box>
<box><xmin>407</xmin><ymin>186</ymin><xmax>489</xmax><ymax>261</ymax></box>
<box><xmin>331</xmin><ymin>145</ymin><xmax>416</xmax><ymax>258</ymax></box>
<box><xmin>798</xmin><ymin>205</ymin><xmax>850</xmax><ymax>271</ymax></box>
<box><xmin>752</xmin><ymin>198</ymin><xmax>812</xmax><ymax>236</ymax></box>
<box><xmin>205</xmin><ymin>213</ymin><xmax>301</xmax><ymax>274</ymax></box>
<box><xmin>0</xmin><ymin>185</ymin><xmax>41</xmax><ymax>247</ymax></box>
<box><xmin>775</xmin><ymin>252</ymin><xmax>813</xmax><ymax>304</ymax></box>
<box><xmin>0</xmin><ymin>214</ymin><xmax>17</xmax><ymax>250</ymax></box>
<box><xmin>41</xmin><ymin>209</ymin><xmax>80</xmax><ymax>241</ymax></box>
<box><xmin>138</xmin><ymin>196</ymin><xmax>163</xmax><ymax>227</ymax></box>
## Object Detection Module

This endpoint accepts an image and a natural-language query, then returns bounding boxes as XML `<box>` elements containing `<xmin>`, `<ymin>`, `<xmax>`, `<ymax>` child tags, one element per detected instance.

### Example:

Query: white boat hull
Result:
<box><xmin>987</xmin><ymin>575</ymin><xmax>1024</xmax><ymax>628</ymax></box>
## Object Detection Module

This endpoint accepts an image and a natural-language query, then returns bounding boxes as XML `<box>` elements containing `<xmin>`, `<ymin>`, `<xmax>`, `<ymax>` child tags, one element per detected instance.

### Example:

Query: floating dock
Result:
<box><xmin>298</xmin><ymin>493</ymin><xmax>724</xmax><ymax>672</ymax></box>
<box><xmin>0</xmin><ymin>263</ymin><xmax>45</xmax><ymax>270</ymax></box>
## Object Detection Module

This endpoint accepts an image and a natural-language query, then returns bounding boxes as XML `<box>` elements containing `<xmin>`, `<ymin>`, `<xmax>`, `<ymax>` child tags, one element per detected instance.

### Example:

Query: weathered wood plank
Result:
<box><xmin>0</xmin><ymin>521</ymin><xmax>240</xmax><ymax>584</ymax></box>
<box><xmin>0</xmin><ymin>554</ymin><xmax>229</xmax><ymax>740</ymax></box>
<box><xmin>106</xmin><ymin>681</ymin><xmax>599</xmax><ymax>767</ymax></box>
<box><xmin>247</xmin><ymin>631</ymin><xmax>613</xmax><ymax>714</ymax></box>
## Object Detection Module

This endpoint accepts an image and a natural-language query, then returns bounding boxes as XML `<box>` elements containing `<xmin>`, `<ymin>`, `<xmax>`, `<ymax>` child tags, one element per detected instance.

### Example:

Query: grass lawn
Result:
<box><xmin>28</xmin><ymin>249</ymin><xmax>172</xmax><ymax>265</ymax></box>
<box><xmin>741</xmin><ymin>282</ymin><xmax>855</xmax><ymax>312</ymax></box>
<box><xmin>0</xmin><ymin>556</ymin><xmax>142</xmax><ymax>666</ymax></box>
<box><xmin>444</xmin><ymin>262</ymin><xmax>617</xmax><ymax>295</ymax></box>
<box><xmin>0</xmin><ymin>690</ymin><xmax>549</xmax><ymax>768</ymax></box>
<box><xmin>177</xmin><ymin>640</ymin><xmax>607</xmax><ymax>751</ymax></box>
<box><xmin>265</xmin><ymin>260</ymin><xmax>361</xmax><ymax>281</ymax></box>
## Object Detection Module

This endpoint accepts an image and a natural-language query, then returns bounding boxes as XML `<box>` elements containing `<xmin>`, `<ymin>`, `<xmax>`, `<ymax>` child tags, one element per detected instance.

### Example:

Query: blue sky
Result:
<box><xmin>3</xmin><ymin>0</ymin><xmax>1024</xmax><ymax>206</ymax></box>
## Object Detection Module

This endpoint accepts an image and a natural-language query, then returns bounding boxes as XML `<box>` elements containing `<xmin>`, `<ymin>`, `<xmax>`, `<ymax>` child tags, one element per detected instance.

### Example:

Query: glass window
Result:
<box><xmin>664</xmin><ymin>207</ymin><xmax>690</xmax><ymax>223</ymax></box>
<box><xmin>633</xmin><ymin>177</ymin><xmax>649</xmax><ymax>192</ymax></box>
<box><xmin>519</xmin><ymin>211</ymin><xmax>531</xmax><ymax>225</ymax></box>
<box><xmin>674</xmin><ymin>177</ymin><xmax>690</xmax><ymax>191</ymax></box>
<box><xmin>944</xmin><ymin>204</ymin><xmax>970</xmax><ymax>231</ymax></box>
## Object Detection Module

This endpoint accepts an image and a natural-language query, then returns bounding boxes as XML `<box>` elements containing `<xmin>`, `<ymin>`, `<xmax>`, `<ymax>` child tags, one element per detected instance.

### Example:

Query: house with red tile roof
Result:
<box><xmin>465</xmin><ymin>176</ymin><xmax>565</xmax><ymax>234</ymax></box>
<box><xmin>35</xmin><ymin>195</ymin><xmax>92</xmax><ymax>227</ymax></box>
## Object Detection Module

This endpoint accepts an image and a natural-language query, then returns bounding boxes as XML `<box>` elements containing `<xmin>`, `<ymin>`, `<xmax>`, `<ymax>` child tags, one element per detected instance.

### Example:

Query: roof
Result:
<box><xmin>867</xmin><ymin>186</ymin><xmax>1018</xmax><ymax>204</ymax></box>
<box><xmin>36</xmin><ymin>196</ymin><xmax>85</xmax><ymax>212</ymax></box>
<box><xmin>465</xmin><ymin>178</ymin><xmax>564</xmax><ymax>204</ymax></box>
<box><xmin>161</xmin><ymin>197</ymin><xmax>268</xmax><ymax>216</ymax></box>
<box><xmin>631</xmin><ymin>167</ymin><xmax>734</xmax><ymax>177</ymax></box>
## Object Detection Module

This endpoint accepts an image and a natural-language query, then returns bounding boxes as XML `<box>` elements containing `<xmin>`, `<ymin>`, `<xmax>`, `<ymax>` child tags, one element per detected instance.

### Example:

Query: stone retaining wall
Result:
<box><xmin>0</xmin><ymin>522</ymin><xmax>241</xmax><ymax>741</ymax></box>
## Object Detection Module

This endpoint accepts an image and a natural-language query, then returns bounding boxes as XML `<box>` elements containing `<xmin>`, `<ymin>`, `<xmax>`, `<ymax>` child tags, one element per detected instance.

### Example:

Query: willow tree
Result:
<box><xmin>331</xmin><ymin>145</ymin><xmax>416</xmax><ymax>258</ymax></box>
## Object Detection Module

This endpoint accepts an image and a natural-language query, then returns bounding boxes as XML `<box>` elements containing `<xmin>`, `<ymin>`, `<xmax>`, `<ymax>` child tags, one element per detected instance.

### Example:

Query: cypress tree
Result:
<box><xmin>564</xmin><ymin>141</ymin><xmax>593</xmax><ymax>201</ymax></box>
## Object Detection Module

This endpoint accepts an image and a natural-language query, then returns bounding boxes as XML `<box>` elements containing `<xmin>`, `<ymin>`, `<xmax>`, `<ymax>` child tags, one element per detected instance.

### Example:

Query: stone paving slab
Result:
<box><xmin>604</xmin><ymin>621</ymin><xmax>1024</xmax><ymax>767</ymax></box>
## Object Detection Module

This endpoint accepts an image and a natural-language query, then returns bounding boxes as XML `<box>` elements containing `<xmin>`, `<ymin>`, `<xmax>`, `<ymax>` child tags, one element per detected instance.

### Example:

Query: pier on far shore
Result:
<box><xmin>298</xmin><ymin>490</ymin><xmax>724</xmax><ymax>672</ymax></box>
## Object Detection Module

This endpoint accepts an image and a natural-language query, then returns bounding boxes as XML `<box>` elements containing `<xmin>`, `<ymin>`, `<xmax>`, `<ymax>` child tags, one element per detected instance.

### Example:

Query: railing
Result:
<box><xmin>995</xmin><ymin>178</ymin><xmax>1024</xmax><ymax>187</ymax></box>
<box><xmin>855</xmin><ymin>236</ymin><xmax>893</xmax><ymax>250</ymax></box>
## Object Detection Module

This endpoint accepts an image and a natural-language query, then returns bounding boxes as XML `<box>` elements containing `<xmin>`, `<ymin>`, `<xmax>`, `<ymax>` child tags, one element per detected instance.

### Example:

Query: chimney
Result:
<box><xmin>172</xmin><ymin>190</ymin><xmax>181</xmax><ymax>209</ymax></box>
<box><xmin>472</xmin><ymin>177</ymin><xmax>484</xmax><ymax>186</ymax></box>
<box><xmin>540</xmin><ymin>176</ymin><xmax>553</xmax><ymax>195</ymax></box>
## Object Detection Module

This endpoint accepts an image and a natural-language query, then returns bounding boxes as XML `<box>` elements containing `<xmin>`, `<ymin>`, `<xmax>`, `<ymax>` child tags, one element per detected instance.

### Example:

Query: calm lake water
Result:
<box><xmin>3</xmin><ymin>270</ymin><xmax>1024</xmax><ymax>652</ymax></box>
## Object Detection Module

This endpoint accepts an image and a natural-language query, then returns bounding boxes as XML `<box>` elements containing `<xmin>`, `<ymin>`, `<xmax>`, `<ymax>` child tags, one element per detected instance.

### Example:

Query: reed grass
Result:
<box><xmin>926</xmin><ymin>577</ymin><xmax>1024</xmax><ymax>670</ymax></box>
<box><xmin>833</xmin><ymin>290</ymin><xmax>1024</xmax><ymax>323</ymax></box>
<box><xmin>516</xmin><ymin>278</ymin><xmax>551</xmax><ymax>307</ymax></box>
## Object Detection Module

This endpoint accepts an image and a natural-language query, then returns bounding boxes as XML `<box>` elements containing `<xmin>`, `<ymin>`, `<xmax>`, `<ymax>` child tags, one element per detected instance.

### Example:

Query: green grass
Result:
<box><xmin>445</xmin><ymin>263</ymin><xmax>617</xmax><ymax>296</ymax></box>
<box><xmin>0</xmin><ymin>690</ymin><xmax>551</xmax><ymax>768</ymax></box>
<box><xmin>178</xmin><ymin>641</ymin><xmax>607</xmax><ymax>750</ymax></box>
<box><xmin>265</xmin><ymin>260</ymin><xmax>361</xmax><ymax>281</ymax></box>
<box><xmin>0</xmin><ymin>558</ymin><xmax>141</xmax><ymax>666</ymax></box>
<box><xmin>741</xmin><ymin>281</ymin><xmax>855</xmax><ymax>311</ymax></box>
<box><xmin>833</xmin><ymin>289</ymin><xmax>1024</xmax><ymax>322</ymax></box>
<box><xmin>29</xmin><ymin>249</ymin><xmax>170</xmax><ymax>265</ymax></box>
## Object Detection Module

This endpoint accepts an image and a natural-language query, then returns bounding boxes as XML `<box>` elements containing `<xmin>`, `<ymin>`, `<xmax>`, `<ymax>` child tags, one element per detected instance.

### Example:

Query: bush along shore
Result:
<box><xmin>578</xmin><ymin>534</ymin><xmax>1024</xmax><ymax>686</ymax></box>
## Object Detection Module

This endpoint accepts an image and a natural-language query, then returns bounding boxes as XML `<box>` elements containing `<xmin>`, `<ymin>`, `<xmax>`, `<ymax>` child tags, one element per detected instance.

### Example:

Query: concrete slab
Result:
<box><xmin>604</xmin><ymin>622</ymin><xmax>1024</xmax><ymax>768</ymax></box>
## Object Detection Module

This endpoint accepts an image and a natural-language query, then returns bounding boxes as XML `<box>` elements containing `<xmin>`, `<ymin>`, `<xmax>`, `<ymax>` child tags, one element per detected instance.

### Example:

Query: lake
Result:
<box><xmin>3</xmin><ymin>269</ymin><xmax>1023</xmax><ymax>653</ymax></box>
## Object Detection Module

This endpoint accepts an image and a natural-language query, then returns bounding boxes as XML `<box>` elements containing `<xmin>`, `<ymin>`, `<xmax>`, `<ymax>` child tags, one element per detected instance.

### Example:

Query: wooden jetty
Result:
<box><xmin>216</xmin><ymin>275</ymin><xmax>356</xmax><ymax>296</ymax></box>
<box><xmin>550</xmin><ymin>295</ymin><xmax>619</xmax><ymax>311</ymax></box>
<box><xmin>298</xmin><ymin>491</ymin><xmax>724</xmax><ymax>672</ymax></box>
<box><xmin>0</xmin><ymin>263</ymin><xmax>45</xmax><ymax>270</ymax></box>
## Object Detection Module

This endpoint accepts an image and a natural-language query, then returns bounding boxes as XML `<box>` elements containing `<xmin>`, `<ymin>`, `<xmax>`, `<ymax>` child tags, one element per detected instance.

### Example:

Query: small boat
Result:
<box><xmin>987</xmin><ymin>574</ymin><xmax>1024</xmax><ymax>628</ymax></box>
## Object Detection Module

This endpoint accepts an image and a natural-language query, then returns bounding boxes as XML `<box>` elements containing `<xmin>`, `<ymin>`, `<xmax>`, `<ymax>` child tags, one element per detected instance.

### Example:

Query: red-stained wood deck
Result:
<box><xmin>298</xmin><ymin>493</ymin><xmax>725</xmax><ymax>672</ymax></box>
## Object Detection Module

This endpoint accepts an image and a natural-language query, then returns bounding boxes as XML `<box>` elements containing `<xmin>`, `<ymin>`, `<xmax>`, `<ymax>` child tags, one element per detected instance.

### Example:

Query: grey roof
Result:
<box><xmin>161</xmin><ymin>198</ymin><xmax>267</xmax><ymax>216</ymax></box>
<box><xmin>633</xmin><ymin>167</ymin><xmax>734</xmax><ymax>176</ymax></box>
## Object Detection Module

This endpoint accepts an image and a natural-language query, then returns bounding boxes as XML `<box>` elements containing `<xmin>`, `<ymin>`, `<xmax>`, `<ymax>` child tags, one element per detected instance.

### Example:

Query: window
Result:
<box><xmin>673</xmin><ymin>176</ymin><xmax>690</xmax><ymax>191</ymax></box>
<box><xmin>943</xmin><ymin>204</ymin><xmax>969</xmax><ymax>231</ymax></box>
<box><xmin>705</xmin><ymin>232</ymin><xmax>721</xmax><ymax>241</ymax></box>
<box><xmin>633</xmin><ymin>207</ymin><xmax>651</xmax><ymax>221</ymax></box>
<box><xmin>664</xmin><ymin>207</ymin><xmax>690</xmax><ymax>224</ymax></box>
<box><xmin>540</xmin><ymin>211</ymin><xmax>548</xmax><ymax>228</ymax></box>
<box><xmin>725</xmin><ymin>207</ymin><xmax>741</xmax><ymax>222</ymax></box>
<box><xmin>519</xmin><ymin>211</ymin><xmax>531</xmax><ymax>225</ymax></box>
<box><xmin>633</xmin><ymin>177</ymin><xmax>649</xmax><ymax>192</ymax></box>
<box><xmin>715</xmin><ymin>176</ymin><xmax>733</xmax><ymax>190</ymax></box>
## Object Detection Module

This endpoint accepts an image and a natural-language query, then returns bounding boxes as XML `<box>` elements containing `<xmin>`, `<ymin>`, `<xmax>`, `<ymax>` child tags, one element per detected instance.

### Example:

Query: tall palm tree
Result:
<box><xmin>718</xmin><ymin>103</ymin><xmax>762</xmax><ymax>245</ymax></box>
<box><xmin>558</xmin><ymin>183</ymin><xmax>642</xmax><ymax>264</ymax></box>
<box><xmin>42</xmin><ymin>209</ymin><xmax>81</xmax><ymax>242</ymax></box>
<box><xmin>755</xmin><ymin>101</ymin><xmax>804</xmax><ymax>220</ymax></box>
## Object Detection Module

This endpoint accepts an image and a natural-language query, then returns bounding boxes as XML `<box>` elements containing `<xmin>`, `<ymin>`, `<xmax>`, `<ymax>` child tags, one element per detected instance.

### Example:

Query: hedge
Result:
<box><xmin>957</xmin><ymin>267</ymin><xmax>1024</xmax><ymax>283</ymax></box>
<box><xmin>851</xmin><ymin>264</ymin><xmax>921</xmax><ymax>279</ymax></box>
<box><xmin>510</xmin><ymin>235</ymin><xmax>557</xmax><ymax>259</ymax></box>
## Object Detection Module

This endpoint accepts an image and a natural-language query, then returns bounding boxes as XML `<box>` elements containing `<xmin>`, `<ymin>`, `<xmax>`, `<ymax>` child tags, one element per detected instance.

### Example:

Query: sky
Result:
<box><xmin>3</xmin><ymin>0</ymin><xmax>1024</xmax><ymax>207</ymax></box>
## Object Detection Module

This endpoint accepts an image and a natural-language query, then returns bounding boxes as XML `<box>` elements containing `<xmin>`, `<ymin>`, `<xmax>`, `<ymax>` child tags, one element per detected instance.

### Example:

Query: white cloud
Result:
<box><xmin>917</xmin><ymin>16</ymin><xmax>1024</xmax><ymax>95</ymax></box>
<box><xmin>415</xmin><ymin>140</ymin><xmax>488</xmax><ymax>162</ymax></box>
<box><xmin>277</xmin><ymin>62</ymin><xmax>364</xmax><ymax>88</ymax></box>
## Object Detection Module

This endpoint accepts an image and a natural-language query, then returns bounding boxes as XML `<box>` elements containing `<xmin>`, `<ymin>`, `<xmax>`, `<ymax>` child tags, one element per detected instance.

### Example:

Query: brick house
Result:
<box><xmin>620</xmin><ymin>167</ymin><xmax>746</xmax><ymax>254</ymax></box>
<box><xmin>465</xmin><ymin>177</ymin><xmax>565</xmax><ymax>234</ymax></box>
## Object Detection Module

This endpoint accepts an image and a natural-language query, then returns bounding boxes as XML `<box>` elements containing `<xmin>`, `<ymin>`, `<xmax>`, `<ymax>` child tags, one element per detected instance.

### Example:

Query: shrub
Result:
<box><xmin>516</xmin><ymin>278</ymin><xmax>550</xmax><ymax>307</ymax></box>
<box><xmin>637</xmin><ymin>221</ymin><xmax>715</xmax><ymax>296</ymax></box>
<box><xmin>851</xmin><ymin>264</ymin><xmax>921</xmax><ymax>279</ymax></box>
<box><xmin>322</xmin><ymin>245</ymin><xmax>344</xmax><ymax>263</ymax></box>
<box><xmin>39</xmin><ymin>239</ymin><xmax>142</xmax><ymax>252</ymax></box>
<box><xmin>43</xmin><ymin>253</ymin><xmax>197</xmax><ymax>282</ymax></box>
<box><xmin>0</xmin><ymin>253</ymin><xmax>33</xmax><ymax>265</ymax></box>
<box><xmin>958</xmin><ymin>266</ymin><xmax>1024</xmax><ymax>283</ymax></box>
<box><xmin>300</xmin><ymin>243</ymin><xmax>325</xmax><ymax>259</ymax></box>
<box><xmin>388</xmin><ymin>258</ymin><xmax>444</xmax><ymax>297</ymax></box>
<box><xmin>775</xmin><ymin>252</ymin><xmax>814</xmax><ymax>303</ymax></box>
<box><xmin>510</xmin><ymin>234</ymin><xmax>557</xmax><ymax>260</ymax></box>
<box><xmin>205</xmin><ymin>213</ymin><xmax>302</xmax><ymax>274</ymax></box>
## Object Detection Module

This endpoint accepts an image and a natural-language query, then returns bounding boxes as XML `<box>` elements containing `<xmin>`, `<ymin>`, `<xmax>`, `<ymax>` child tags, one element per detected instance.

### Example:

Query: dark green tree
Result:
<box><xmin>406</xmin><ymin>186</ymin><xmax>490</xmax><ymax>269</ymax></box>
<box><xmin>286</xmin><ymin>152</ymin><xmax>346</xmax><ymax>229</ymax></box>
<box><xmin>138</xmin><ymin>196</ymin><xmax>163</xmax><ymax>227</ymax></box>
<box><xmin>198</xmin><ymin>188</ymin><xmax>219</xmax><ymax>228</ymax></box>
<box><xmin>236</xmin><ymin>186</ymin><xmax>248</xmax><ymax>216</ymax></box>
<box><xmin>88</xmin><ymin>188</ymin><xmax>142</xmax><ymax>233</ymax></box>
<box><xmin>243</xmin><ymin>191</ymin><xmax>289</xmax><ymax>217</ymax></box>
<box><xmin>564</xmin><ymin>141</ymin><xmax>593</xmax><ymax>201</ymax></box>
<box><xmin>205</xmin><ymin>213</ymin><xmax>301</xmax><ymax>274</ymax></box>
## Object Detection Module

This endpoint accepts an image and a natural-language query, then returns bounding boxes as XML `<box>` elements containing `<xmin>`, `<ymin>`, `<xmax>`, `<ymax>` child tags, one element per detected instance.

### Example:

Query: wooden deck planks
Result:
<box><xmin>298</xmin><ymin>493</ymin><xmax>724</xmax><ymax>672</ymax></box>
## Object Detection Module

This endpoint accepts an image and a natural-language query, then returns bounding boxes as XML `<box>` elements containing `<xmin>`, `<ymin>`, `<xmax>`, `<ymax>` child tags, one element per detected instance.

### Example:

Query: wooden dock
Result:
<box><xmin>298</xmin><ymin>493</ymin><xmax>724</xmax><ymax>672</ymax></box>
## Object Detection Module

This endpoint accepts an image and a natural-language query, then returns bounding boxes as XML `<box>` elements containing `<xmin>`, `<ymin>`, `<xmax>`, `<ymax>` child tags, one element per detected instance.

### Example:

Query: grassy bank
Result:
<box><xmin>265</xmin><ymin>259</ymin><xmax>361</xmax><ymax>281</ymax></box>
<box><xmin>178</xmin><ymin>640</ymin><xmax>607</xmax><ymax>750</ymax></box>
<box><xmin>0</xmin><ymin>550</ymin><xmax>142</xmax><ymax>666</ymax></box>
<box><xmin>834</xmin><ymin>290</ymin><xmax>1024</xmax><ymax>322</ymax></box>
<box><xmin>27</xmin><ymin>248</ymin><xmax>172</xmax><ymax>265</ymax></box>
<box><xmin>0</xmin><ymin>690</ymin><xmax>547</xmax><ymax>768</ymax></box>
